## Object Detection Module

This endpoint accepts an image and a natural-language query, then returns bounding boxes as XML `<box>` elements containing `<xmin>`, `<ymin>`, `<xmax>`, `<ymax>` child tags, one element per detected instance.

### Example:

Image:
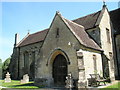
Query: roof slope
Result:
<box><xmin>109</xmin><ymin>8</ymin><xmax>120</xmax><ymax>35</ymax></box>
<box><xmin>18</xmin><ymin>29</ymin><xmax>48</xmax><ymax>47</ymax></box>
<box><xmin>72</xmin><ymin>11</ymin><xmax>101</xmax><ymax>30</ymax></box>
<box><xmin>17</xmin><ymin>8</ymin><xmax>119</xmax><ymax>47</ymax></box>
<box><xmin>17</xmin><ymin>11</ymin><xmax>102</xmax><ymax>49</ymax></box>
<box><xmin>64</xmin><ymin>18</ymin><xmax>101</xmax><ymax>50</ymax></box>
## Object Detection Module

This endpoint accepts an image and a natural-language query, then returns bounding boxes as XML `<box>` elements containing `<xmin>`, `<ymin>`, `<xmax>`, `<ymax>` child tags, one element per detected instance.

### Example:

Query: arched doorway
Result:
<box><xmin>52</xmin><ymin>54</ymin><xmax>68</xmax><ymax>86</ymax></box>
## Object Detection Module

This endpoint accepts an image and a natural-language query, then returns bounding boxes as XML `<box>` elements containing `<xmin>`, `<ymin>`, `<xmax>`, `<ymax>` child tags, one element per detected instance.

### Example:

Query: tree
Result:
<box><xmin>2</xmin><ymin>57</ymin><xmax>11</xmax><ymax>79</ymax></box>
<box><xmin>0</xmin><ymin>58</ymin><xmax>2</xmax><ymax>79</ymax></box>
<box><xmin>0</xmin><ymin>58</ymin><xmax>2</xmax><ymax>68</ymax></box>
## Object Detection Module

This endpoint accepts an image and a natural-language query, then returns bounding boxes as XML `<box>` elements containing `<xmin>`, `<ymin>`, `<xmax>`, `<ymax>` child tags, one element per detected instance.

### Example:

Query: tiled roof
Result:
<box><xmin>72</xmin><ymin>11</ymin><xmax>101</xmax><ymax>30</ymax></box>
<box><xmin>17</xmin><ymin>29</ymin><xmax>48</xmax><ymax>47</ymax></box>
<box><xmin>109</xmin><ymin>8</ymin><xmax>120</xmax><ymax>35</ymax></box>
<box><xmin>64</xmin><ymin>18</ymin><xmax>101</xmax><ymax>50</ymax></box>
<box><xmin>17</xmin><ymin>11</ymin><xmax>101</xmax><ymax>47</ymax></box>
<box><xmin>17</xmin><ymin>8</ymin><xmax>119</xmax><ymax>48</ymax></box>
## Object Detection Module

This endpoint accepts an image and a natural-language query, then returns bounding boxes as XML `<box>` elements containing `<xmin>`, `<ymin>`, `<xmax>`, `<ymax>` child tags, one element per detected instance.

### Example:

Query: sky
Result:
<box><xmin>0</xmin><ymin>1</ymin><xmax>119</xmax><ymax>62</ymax></box>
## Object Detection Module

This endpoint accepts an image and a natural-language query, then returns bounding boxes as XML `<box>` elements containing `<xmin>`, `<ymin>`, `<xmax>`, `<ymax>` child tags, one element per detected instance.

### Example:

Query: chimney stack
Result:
<box><xmin>14</xmin><ymin>33</ymin><xmax>19</xmax><ymax>47</ymax></box>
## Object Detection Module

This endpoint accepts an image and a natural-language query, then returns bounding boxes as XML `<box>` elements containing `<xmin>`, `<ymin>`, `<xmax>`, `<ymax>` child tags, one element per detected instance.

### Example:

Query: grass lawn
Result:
<box><xmin>100</xmin><ymin>82</ymin><xmax>120</xmax><ymax>90</ymax></box>
<box><xmin>0</xmin><ymin>80</ymin><xmax>120</xmax><ymax>89</ymax></box>
<box><xmin>0</xmin><ymin>80</ymin><xmax>41</xmax><ymax>88</ymax></box>
<box><xmin>106</xmin><ymin>82</ymin><xmax>120</xmax><ymax>88</ymax></box>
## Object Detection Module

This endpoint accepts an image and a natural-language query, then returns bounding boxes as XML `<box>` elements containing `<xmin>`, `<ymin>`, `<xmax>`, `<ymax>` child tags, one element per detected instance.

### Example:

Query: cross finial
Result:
<box><xmin>56</xmin><ymin>11</ymin><xmax>61</xmax><ymax>16</ymax></box>
<box><xmin>56</xmin><ymin>11</ymin><xmax>60</xmax><ymax>14</ymax></box>
<box><xmin>27</xmin><ymin>29</ymin><xmax>30</xmax><ymax>34</ymax></box>
<box><xmin>103</xmin><ymin>0</ymin><xmax>106</xmax><ymax>7</ymax></box>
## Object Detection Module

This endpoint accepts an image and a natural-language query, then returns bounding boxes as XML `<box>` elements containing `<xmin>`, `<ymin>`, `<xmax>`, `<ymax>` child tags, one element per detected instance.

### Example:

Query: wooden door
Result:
<box><xmin>52</xmin><ymin>54</ymin><xmax>67</xmax><ymax>86</ymax></box>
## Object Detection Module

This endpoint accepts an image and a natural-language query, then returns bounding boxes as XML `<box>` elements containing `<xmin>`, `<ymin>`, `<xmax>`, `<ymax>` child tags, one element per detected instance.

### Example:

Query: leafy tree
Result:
<box><xmin>2</xmin><ymin>57</ymin><xmax>11</xmax><ymax>79</ymax></box>
<box><xmin>0</xmin><ymin>58</ymin><xmax>2</xmax><ymax>79</ymax></box>
<box><xmin>0</xmin><ymin>58</ymin><xmax>2</xmax><ymax>67</ymax></box>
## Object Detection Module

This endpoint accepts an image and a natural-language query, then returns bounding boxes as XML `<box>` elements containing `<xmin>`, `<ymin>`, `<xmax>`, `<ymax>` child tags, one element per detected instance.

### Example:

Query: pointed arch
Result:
<box><xmin>46</xmin><ymin>49</ymin><xmax>70</xmax><ymax>66</ymax></box>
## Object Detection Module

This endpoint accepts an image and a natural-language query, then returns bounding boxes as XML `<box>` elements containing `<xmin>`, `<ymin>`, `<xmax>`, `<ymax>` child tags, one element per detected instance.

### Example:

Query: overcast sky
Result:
<box><xmin>0</xmin><ymin>1</ymin><xmax>119</xmax><ymax>62</ymax></box>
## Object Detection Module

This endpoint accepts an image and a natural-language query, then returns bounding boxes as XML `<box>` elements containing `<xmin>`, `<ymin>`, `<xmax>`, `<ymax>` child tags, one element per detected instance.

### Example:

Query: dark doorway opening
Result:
<box><xmin>52</xmin><ymin>54</ymin><xmax>68</xmax><ymax>86</ymax></box>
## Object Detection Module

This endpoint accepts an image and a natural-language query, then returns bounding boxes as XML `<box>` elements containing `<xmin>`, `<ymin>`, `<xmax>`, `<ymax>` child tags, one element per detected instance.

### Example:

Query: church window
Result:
<box><xmin>106</xmin><ymin>28</ymin><xmax>110</xmax><ymax>43</ymax></box>
<box><xmin>56</xmin><ymin>28</ymin><xmax>59</xmax><ymax>38</ymax></box>
<box><xmin>93</xmin><ymin>54</ymin><xmax>97</xmax><ymax>73</ymax></box>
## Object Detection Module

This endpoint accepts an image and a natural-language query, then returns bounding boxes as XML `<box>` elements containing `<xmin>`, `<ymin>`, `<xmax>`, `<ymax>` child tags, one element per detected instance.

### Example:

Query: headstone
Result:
<box><xmin>65</xmin><ymin>73</ymin><xmax>74</xmax><ymax>89</ymax></box>
<box><xmin>20</xmin><ymin>74</ymin><xmax>29</xmax><ymax>84</ymax></box>
<box><xmin>4</xmin><ymin>72</ymin><xmax>11</xmax><ymax>83</ymax></box>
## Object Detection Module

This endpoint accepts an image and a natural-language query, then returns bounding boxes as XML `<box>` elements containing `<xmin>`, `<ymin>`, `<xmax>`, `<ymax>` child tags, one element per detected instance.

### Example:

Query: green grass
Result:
<box><xmin>0</xmin><ymin>80</ymin><xmax>120</xmax><ymax>89</ymax></box>
<box><xmin>105</xmin><ymin>82</ymin><xmax>120</xmax><ymax>89</ymax></box>
<box><xmin>100</xmin><ymin>82</ymin><xmax>120</xmax><ymax>90</ymax></box>
<box><xmin>0</xmin><ymin>80</ymin><xmax>41</xmax><ymax>88</ymax></box>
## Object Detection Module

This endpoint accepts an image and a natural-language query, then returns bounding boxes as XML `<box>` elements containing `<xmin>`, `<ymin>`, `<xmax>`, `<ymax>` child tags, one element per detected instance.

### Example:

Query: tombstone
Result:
<box><xmin>4</xmin><ymin>72</ymin><xmax>11</xmax><ymax>83</ymax></box>
<box><xmin>20</xmin><ymin>74</ymin><xmax>29</xmax><ymax>84</ymax></box>
<box><xmin>65</xmin><ymin>73</ymin><xmax>74</xmax><ymax>89</ymax></box>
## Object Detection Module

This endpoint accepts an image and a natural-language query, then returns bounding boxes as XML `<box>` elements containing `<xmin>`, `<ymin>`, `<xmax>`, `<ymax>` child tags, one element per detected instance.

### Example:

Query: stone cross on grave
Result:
<box><xmin>4</xmin><ymin>72</ymin><xmax>11</xmax><ymax>83</ymax></box>
<box><xmin>65</xmin><ymin>73</ymin><xmax>74</xmax><ymax>89</ymax></box>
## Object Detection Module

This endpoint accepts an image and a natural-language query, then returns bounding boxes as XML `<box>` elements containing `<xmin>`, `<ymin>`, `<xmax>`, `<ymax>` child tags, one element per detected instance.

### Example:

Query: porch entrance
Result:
<box><xmin>52</xmin><ymin>54</ymin><xmax>68</xmax><ymax>86</ymax></box>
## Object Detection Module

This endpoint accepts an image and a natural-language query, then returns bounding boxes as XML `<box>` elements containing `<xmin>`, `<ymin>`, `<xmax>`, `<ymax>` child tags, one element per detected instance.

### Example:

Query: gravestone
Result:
<box><xmin>4</xmin><ymin>72</ymin><xmax>11</xmax><ymax>83</ymax></box>
<box><xmin>20</xmin><ymin>74</ymin><xmax>29</xmax><ymax>84</ymax></box>
<box><xmin>65</xmin><ymin>73</ymin><xmax>74</xmax><ymax>89</ymax></box>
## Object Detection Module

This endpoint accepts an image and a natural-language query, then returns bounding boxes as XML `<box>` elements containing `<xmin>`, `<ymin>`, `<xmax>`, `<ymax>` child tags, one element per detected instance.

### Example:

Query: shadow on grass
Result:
<box><xmin>9</xmin><ymin>83</ymin><xmax>42</xmax><ymax>88</ymax></box>
<box><xmin>12</xmin><ymin>83</ymin><xmax>34</xmax><ymax>87</ymax></box>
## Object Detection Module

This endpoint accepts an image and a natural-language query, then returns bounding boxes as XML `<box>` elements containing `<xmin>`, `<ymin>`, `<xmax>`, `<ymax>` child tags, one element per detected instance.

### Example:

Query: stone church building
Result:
<box><xmin>9</xmin><ymin>5</ymin><xmax>120</xmax><ymax>87</ymax></box>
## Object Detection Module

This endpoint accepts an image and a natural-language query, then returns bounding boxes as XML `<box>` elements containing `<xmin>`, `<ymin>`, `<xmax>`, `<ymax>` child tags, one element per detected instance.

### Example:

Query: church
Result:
<box><xmin>9</xmin><ymin>4</ymin><xmax>120</xmax><ymax>88</ymax></box>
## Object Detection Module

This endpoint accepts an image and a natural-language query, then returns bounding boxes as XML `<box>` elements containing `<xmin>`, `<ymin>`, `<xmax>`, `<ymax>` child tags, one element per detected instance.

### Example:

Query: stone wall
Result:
<box><xmin>99</xmin><ymin>7</ymin><xmax>115</xmax><ymax>81</ymax></box>
<box><xmin>18</xmin><ymin>42</ymin><xmax>43</xmax><ymax>79</ymax></box>
<box><xmin>34</xmin><ymin>14</ymin><xmax>103</xmax><ymax>87</ymax></box>
<box><xmin>85</xmin><ymin>7</ymin><xmax>116</xmax><ymax>80</ymax></box>
<box><xmin>35</xmin><ymin>14</ymin><xmax>80</xmax><ymax>86</ymax></box>
<box><xmin>115</xmin><ymin>35</ymin><xmax>120</xmax><ymax>78</ymax></box>
<box><xmin>82</xmin><ymin>49</ymin><xmax>102</xmax><ymax>79</ymax></box>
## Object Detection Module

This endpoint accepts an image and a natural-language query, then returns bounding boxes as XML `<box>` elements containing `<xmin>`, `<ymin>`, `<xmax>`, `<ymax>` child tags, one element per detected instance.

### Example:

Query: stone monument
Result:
<box><xmin>20</xmin><ymin>74</ymin><xmax>29</xmax><ymax>84</ymax></box>
<box><xmin>65</xmin><ymin>73</ymin><xmax>74</xmax><ymax>89</ymax></box>
<box><xmin>4</xmin><ymin>72</ymin><xmax>11</xmax><ymax>83</ymax></box>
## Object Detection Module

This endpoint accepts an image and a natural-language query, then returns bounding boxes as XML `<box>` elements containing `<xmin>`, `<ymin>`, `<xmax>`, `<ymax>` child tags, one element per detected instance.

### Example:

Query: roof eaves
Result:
<box><xmin>18</xmin><ymin>40</ymin><xmax>44</xmax><ymax>48</ymax></box>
